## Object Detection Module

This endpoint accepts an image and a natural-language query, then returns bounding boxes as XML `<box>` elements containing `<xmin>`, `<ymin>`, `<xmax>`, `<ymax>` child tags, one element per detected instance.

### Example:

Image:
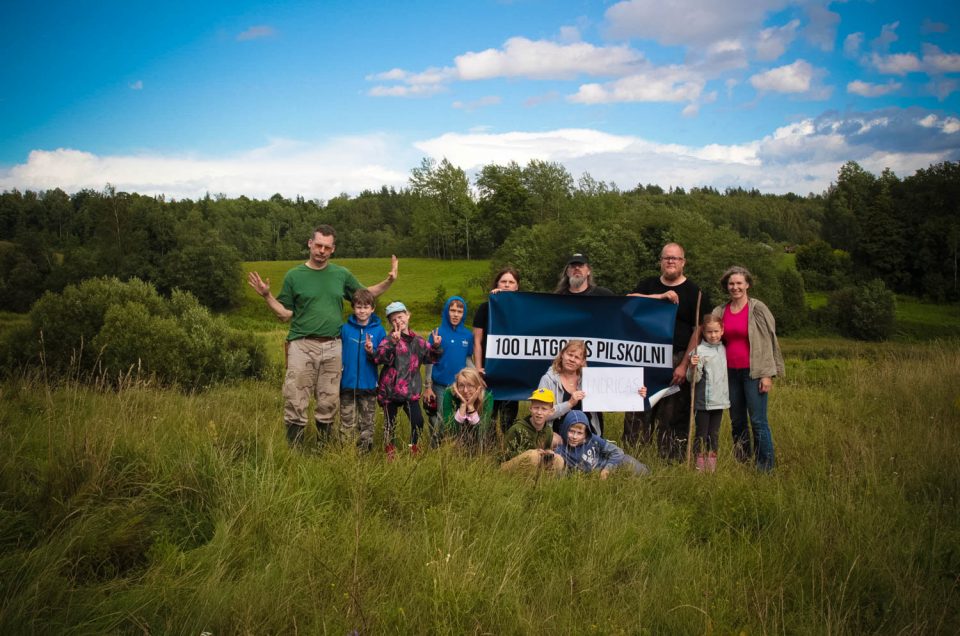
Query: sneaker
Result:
<box><xmin>695</xmin><ymin>454</ymin><xmax>706</xmax><ymax>471</ymax></box>
<box><xmin>408</xmin><ymin>443</ymin><xmax>420</xmax><ymax>456</ymax></box>
<box><xmin>385</xmin><ymin>444</ymin><xmax>397</xmax><ymax>461</ymax></box>
<box><xmin>706</xmin><ymin>452</ymin><xmax>718</xmax><ymax>473</ymax></box>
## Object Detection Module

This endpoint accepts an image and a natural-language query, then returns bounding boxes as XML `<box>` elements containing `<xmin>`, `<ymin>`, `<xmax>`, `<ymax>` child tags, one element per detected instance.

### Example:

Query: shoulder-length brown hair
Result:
<box><xmin>551</xmin><ymin>339</ymin><xmax>587</xmax><ymax>375</ymax></box>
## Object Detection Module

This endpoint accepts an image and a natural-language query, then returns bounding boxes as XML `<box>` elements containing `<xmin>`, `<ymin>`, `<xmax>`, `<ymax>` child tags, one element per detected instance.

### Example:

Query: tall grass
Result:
<box><xmin>1</xmin><ymin>343</ymin><xmax>958</xmax><ymax>634</ymax></box>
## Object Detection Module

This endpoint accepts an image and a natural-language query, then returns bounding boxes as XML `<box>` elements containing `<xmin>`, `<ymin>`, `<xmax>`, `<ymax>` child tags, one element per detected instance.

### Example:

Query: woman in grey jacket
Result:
<box><xmin>712</xmin><ymin>266</ymin><xmax>785</xmax><ymax>471</ymax></box>
<box><xmin>537</xmin><ymin>340</ymin><xmax>603</xmax><ymax>436</ymax></box>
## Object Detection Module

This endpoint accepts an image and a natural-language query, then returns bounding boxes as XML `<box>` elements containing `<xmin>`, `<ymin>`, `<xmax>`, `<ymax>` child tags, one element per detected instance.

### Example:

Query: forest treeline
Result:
<box><xmin>1</xmin><ymin>158</ymin><xmax>958</xmax><ymax>319</ymax></box>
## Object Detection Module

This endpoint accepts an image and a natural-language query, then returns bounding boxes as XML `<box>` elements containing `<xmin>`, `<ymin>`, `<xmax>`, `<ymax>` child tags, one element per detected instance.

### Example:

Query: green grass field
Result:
<box><xmin>2</xmin><ymin>341</ymin><xmax>958</xmax><ymax>633</ymax></box>
<box><xmin>2</xmin><ymin>259</ymin><xmax>960</xmax><ymax>633</ymax></box>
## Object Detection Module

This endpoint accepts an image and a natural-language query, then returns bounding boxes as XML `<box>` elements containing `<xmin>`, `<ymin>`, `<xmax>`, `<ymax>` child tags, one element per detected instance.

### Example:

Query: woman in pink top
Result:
<box><xmin>712</xmin><ymin>266</ymin><xmax>784</xmax><ymax>471</ymax></box>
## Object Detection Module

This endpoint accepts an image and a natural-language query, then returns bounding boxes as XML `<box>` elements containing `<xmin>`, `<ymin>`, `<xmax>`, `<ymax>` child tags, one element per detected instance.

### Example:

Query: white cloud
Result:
<box><xmin>847</xmin><ymin>79</ymin><xmax>902</xmax><ymax>97</ymax></box>
<box><xmin>922</xmin><ymin>44</ymin><xmax>960</xmax><ymax>73</ymax></box>
<box><xmin>236</xmin><ymin>25</ymin><xmax>276</xmax><ymax>41</ymax></box>
<box><xmin>0</xmin><ymin>137</ymin><xmax>411</xmax><ymax>200</ymax></box>
<box><xmin>749</xmin><ymin>59</ymin><xmax>829</xmax><ymax>98</ymax></box>
<box><xmin>867</xmin><ymin>52</ymin><xmax>923</xmax><ymax>75</ymax></box>
<box><xmin>755</xmin><ymin>20</ymin><xmax>800</xmax><ymax>61</ymax></box>
<box><xmin>413</xmin><ymin>118</ymin><xmax>956</xmax><ymax>194</ymax></box>
<box><xmin>558</xmin><ymin>25</ymin><xmax>581</xmax><ymax>43</ymax></box>
<box><xmin>129</xmin><ymin>80</ymin><xmax>143</xmax><ymax>90</ymax></box>
<box><xmin>803</xmin><ymin>4</ymin><xmax>840</xmax><ymax>52</ymax></box>
<box><xmin>604</xmin><ymin>0</ymin><xmax>786</xmax><ymax>48</ymax></box>
<box><xmin>917</xmin><ymin>114</ymin><xmax>960</xmax><ymax>133</ymax></box>
<box><xmin>452</xmin><ymin>95</ymin><xmax>502</xmax><ymax>111</ymax></box>
<box><xmin>366</xmin><ymin>38</ymin><xmax>646</xmax><ymax>97</ymax></box>
<box><xmin>844</xmin><ymin>32</ymin><xmax>864</xmax><ymax>57</ymax></box>
<box><xmin>569</xmin><ymin>65</ymin><xmax>705</xmax><ymax>104</ymax></box>
<box><xmin>871</xmin><ymin>21</ymin><xmax>899</xmax><ymax>50</ymax></box>
<box><xmin>863</xmin><ymin>44</ymin><xmax>960</xmax><ymax>78</ymax></box>
<box><xmin>366</xmin><ymin>66</ymin><xmax>456</xmax><ymax>97</ymax></box>
<box><xmin>927</xmin><ymin>78</ymin><xmax>959</xmax><ymax>101</ymax></box>
<box><xmin>921</xmin><ymin>19</ymin><xmax>949</xmax><ymax>35</ymax></box>
<box><xmin>6</xmin><ymin>112</ymin><xmax>957</xmax><ymax>199</ymax></box>
<box><xmin>454</xmin><ymin>37</ymin><xmax>642</xmax><ymax>80</ymax></box>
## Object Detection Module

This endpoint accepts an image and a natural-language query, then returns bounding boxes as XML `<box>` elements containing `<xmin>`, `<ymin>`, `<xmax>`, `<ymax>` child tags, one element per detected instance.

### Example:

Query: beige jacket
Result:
<box><xmin>712</xmin><ymin>297</ymin><xmax>785</xmax><ymax>380</ymax></box>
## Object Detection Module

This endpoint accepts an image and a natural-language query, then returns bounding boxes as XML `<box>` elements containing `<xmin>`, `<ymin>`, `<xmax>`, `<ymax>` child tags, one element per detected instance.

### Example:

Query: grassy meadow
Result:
<box><xmin>1</xmin><ymin>259</ymin><xmax>959</xmax><ymax>634</ymax></box>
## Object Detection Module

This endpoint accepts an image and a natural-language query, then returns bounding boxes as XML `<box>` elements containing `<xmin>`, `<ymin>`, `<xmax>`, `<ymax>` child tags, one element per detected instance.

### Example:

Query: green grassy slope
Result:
<box><xmin>1</xmin><ymin>342</ymin><xmax>958</xmax><ymax>633</ymax></box>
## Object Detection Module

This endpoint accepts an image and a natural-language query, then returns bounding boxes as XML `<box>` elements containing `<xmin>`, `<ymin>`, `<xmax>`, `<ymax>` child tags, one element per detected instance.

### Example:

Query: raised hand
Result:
<box><xmin>247</xmin><ymin>271</ymin><xmax>270</xmax><ymax>297</ymax></box>
<box><xmin>387</xmin><ymin>255</ymin><xmax>399</xmax><ymax>281</ymax></box>
<box><xmin>364</xmin><ymin>333</ymin><xmax>373</xmax><ymax>353</ymax></box>
<box><xmin>431</xmin><ymin>329</ymin><xmax>442</xmax><ymax>347</ymax></box>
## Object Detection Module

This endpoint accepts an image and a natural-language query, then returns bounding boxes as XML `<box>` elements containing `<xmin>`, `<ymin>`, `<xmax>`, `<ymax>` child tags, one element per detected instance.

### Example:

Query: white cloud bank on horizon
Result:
<box><xmin>0</xmin><ymin>136</ymin><xmax>412</xmax><ymax>201</ymax></box>
<box><xmin>2</xmin><ymin>111</ymin><xmax>957</xmax><ymax>199</ymax></box>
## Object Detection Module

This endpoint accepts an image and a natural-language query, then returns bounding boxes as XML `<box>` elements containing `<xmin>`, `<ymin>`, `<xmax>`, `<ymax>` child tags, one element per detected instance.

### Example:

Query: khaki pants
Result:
<box><xmin>500</xmin><ymin>450</ymin><xmax>565</xmax><ymax>475</ymax></box>
<box><xmin>283</xmin><ymin>338</ymin><xmax>342</xmax><ymax>427</ymax></box>
<box><xmin>339</xmin><ymin>389</ymin><xmax>377</xmax><ymax>447</ymax></box>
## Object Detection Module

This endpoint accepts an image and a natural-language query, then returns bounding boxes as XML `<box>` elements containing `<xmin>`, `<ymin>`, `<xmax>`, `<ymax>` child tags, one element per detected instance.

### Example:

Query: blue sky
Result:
<box><xmin>1</xmin><ymin>0</ymin><xmax>958</xmax><ymax>198</ymax></box>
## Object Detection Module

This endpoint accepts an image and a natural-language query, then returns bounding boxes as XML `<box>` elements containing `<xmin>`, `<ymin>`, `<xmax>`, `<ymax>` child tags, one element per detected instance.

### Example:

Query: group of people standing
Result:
<box><xmin>248</xmin><ymin>225</ymin><xmax>784</xmax><ymax>475</ymax></box>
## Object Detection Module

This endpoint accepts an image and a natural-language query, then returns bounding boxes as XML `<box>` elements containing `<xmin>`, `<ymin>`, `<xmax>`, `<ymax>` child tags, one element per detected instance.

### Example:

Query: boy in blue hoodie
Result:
<box><xmin>554</xmin><ymin>410</ymin><xmax>650</xmax><ymax>477</ymax></box>
<box><xmin>422</xmin><ymin>295</ymin><xmax>473</xmax><ymax>446</ymax></box>
<box><xmin>339</xmin><ymin>289</ymin><xmax>387</xmax><ymax>452</ymax></box>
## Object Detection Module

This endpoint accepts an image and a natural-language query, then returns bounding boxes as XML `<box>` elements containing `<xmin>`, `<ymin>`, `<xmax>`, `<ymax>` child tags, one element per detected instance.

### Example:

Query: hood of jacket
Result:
<box><xmin>558</xmin><ymin>410</ymin><xmax>594</xmax><ymax>444</ymax></box>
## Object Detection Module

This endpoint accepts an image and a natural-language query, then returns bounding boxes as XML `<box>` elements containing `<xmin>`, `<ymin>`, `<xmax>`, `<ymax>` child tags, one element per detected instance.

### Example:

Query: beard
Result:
<box><xmin>569</xmin><ymin>274</ymin><xmax>588</xmax><ymax>288</ymax></box>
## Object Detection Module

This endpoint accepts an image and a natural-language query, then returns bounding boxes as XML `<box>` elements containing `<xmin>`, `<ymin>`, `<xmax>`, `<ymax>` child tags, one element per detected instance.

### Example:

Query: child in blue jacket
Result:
<box><xmin>339</xmin><ymin>289</ymin><xmax>387</xmax><ymax>452</ymax></box>
<box><xmin>423</xmin><ymin>295</ymin><xmax>473</xmax><ymax>446</ymax></box>
<box><xmin>553</xmin><ymin>410</ymin><xmax>649</xmax><ymax>477</ymax></box>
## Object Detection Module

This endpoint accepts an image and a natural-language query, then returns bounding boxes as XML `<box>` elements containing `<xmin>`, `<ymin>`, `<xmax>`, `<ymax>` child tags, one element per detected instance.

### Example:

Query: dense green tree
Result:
<box><xmin>409</xmin><ymin>158</ymin><xmax>476</xmax><ymax>259</ymax></box>
<box><xmin>521</xmin><ymin>160</ymin><xmax>574</xmax><ymax>223</ymax></box>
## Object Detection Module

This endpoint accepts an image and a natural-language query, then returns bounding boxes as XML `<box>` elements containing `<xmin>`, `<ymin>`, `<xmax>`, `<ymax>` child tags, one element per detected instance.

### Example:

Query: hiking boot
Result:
<box><xmin>706</xmin><ymin>452</ymin><xmax>718</xmax><ymax>473</ymax></box>
<box><xmin>408</xmin><ymin>443</ymin><xmax>420</xmax><ymax>456</ymax></box>
<box><xmin>285</xmin><ymin>422</ymin><xmax>306</xmax><ymax>447</ymax></box>
<box><xmin>695</xmin><ymin>453</ymin><xmax>706</xmax><ymax>472</ymax></box>
<box><xmin>385</xmin><ymin>444</ymin><xmax>397</xmax><ymax>461</ymax></box>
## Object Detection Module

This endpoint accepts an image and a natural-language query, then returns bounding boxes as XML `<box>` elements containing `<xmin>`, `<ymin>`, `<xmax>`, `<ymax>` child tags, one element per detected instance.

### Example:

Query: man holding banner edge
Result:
<box><xmin>623</xmin><ymin>242</ymin><xmax>711</xmax><ymax>460</ymax></box>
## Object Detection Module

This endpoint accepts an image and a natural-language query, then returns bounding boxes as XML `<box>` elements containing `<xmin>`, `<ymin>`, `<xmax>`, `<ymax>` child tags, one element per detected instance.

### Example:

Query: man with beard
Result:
<box><xmin>554</xmin><ymin>253</ymin><xmax>614</xmax><ymax>296</ymax></box>
<box><xmin>622</xmin><ymin>242</ymin><xmax>711</xmax><ymax>460</ymax></box>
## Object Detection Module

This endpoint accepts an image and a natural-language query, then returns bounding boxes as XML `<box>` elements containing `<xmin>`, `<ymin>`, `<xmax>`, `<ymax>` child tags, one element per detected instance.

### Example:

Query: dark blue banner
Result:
<box><xmin>484</xmin><ymin>292</ymin><xmax>678</xmax><ymax>401</ymax></box>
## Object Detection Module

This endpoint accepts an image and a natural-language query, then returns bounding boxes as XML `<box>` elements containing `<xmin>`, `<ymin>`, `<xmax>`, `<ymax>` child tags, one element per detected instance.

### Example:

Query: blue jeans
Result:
<box><xmin>728</xmin><ymin>368</ymin><xmax>775</xmax><ymax>471</ymax></box>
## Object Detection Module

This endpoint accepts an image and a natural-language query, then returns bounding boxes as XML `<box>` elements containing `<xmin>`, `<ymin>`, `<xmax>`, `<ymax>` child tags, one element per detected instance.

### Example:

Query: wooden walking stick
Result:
<box><xmin>686</xmin><ymin>291</ymin><xmax>702</xmax><ymax>468</ymax></box>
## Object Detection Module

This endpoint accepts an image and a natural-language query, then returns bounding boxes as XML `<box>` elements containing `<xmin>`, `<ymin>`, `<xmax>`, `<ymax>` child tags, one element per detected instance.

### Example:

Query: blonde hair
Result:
<box><xmin>455</xmin><ymin>368</ymin><xmax>487</xmax><ymax>414</ymax></box>
<box><xmin>551</xmin><ymin>340</ymin><xmax>587</xmax><ymax>375</ymax></box>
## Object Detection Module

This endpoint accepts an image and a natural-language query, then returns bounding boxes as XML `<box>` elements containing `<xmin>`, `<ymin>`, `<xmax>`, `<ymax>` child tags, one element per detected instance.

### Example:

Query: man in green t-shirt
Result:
<box><xmin>248</xmin><ymin>225</ymin><xmax>398</xmax><ymax>447</ymax></box>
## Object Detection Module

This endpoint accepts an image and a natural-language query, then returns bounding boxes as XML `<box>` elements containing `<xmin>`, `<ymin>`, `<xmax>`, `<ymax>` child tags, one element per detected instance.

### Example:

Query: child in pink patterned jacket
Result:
<box><xmin>373</xmin><ymin>301</ymin><xmax>442</xmax><ymax>458</ymax></box>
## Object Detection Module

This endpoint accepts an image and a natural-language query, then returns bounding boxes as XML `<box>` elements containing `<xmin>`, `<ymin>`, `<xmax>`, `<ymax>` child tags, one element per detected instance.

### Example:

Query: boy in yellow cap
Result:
<box><xmin>500</xmin><ymin>387</ymin><xmax>564</xmax><ymax>473</ymax></box>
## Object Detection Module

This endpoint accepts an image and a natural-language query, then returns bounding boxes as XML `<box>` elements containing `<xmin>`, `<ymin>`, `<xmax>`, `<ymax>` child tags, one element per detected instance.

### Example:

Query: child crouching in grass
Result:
<box><xmin>373</xmin><ymin>301</ymin><xmax>442</xmax><ymax>459</ymax></box>
<box><xmin>440</xmin><ymin>368</ymin><xmax>494</xmax><ymax>451</ymax></box>
<box><xmin>687</xmin><ymin>313</ymin><xmax>730</xmax><ymax>472</ymax></box>
<box><xmin>499</xmin><ymin>387</ymin><xmax>564</xmax><ymax>474</ymax></box>
<box><xmin>553</xmin><ymin>410</ymin><xmax>650</xmax><ymax>477</ymax></box>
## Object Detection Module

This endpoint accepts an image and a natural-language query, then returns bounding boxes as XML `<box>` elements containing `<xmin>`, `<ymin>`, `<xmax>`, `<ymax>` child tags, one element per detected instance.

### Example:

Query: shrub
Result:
<box><xmin>827</xmin><ymin>279</ymin><xmax>896</xmax><ymax>341</ymax></box>
<box><xmin>5</xmin><ymin>277</ymin><xmax>267</xmax><ymax>387</ymax></box>
<box><xmin>767</xmin><ymin>267</ymin><xmax>807</xmax><ymax>335</ymax></box>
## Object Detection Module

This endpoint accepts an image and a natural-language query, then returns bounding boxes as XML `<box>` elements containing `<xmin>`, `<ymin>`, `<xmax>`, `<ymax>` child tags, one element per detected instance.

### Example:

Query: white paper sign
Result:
<box><xmin>581</xmin><ymin>367</ymin><xmax>646</xmax><ymax>412</ymax></box>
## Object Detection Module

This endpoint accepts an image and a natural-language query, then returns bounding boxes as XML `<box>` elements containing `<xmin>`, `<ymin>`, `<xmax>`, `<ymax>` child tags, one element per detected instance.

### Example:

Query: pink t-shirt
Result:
<box><xmin>723</xmin><ymin>304</ymin><xmax>751</xmax><ymax>369</ymax></box>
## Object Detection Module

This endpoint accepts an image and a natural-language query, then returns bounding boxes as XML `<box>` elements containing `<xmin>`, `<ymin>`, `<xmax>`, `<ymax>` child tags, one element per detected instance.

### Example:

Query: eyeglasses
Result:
<box><xmin>660</xmin><ymin>256</ymin><xmax>684</xmax><ymax>263</ymax></box>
